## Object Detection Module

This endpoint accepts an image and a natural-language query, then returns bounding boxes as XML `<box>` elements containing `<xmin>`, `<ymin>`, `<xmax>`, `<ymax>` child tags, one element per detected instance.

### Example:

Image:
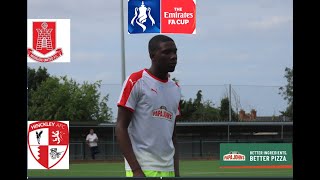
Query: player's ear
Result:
<box><xmin>149</xmin><ymin>52</ymin><xmax>154</xmax><ymax>59</ymax></box>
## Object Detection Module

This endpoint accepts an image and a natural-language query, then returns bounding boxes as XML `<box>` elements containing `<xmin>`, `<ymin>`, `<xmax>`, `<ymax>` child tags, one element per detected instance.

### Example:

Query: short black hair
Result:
<box><xmin>148</xmin><ymin>35</ymin><xmax>174</xmax><ymax>58</ymax></box>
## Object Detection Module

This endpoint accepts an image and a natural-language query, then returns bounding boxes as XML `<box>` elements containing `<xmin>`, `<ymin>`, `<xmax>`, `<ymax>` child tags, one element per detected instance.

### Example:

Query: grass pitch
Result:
<box><xmin>28</xmin><ymin>160</ymin><xmax>292</xmax><ymax>178</ymax></box>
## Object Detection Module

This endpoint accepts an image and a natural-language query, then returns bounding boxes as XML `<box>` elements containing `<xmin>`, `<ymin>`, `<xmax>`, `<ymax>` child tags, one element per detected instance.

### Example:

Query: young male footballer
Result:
<box><xmin>116</xmin><ymin>35</ymin><xmax>181</xmax><ymax>177</ymax></box>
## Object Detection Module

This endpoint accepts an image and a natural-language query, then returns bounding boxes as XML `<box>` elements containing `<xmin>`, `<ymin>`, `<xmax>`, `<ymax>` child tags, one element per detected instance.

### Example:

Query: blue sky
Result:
<box><xmin>27</xmin><ymin>0</ymin><xmax>293</xmax><ymax>118</ymax></box>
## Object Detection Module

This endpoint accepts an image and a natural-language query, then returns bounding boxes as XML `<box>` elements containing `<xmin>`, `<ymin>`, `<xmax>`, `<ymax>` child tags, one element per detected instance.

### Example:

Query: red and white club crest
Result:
<box><xmin>27</xmin><ymin>19</ymin><xmax>70</xmax><ymax>63</ymax></box>
<box><xmin>32</xmin><ymin>22</ymin><xmax>56</xmax><ymax>55</ymax></box>
<box><xmin>28</xmin><ymin>121</ymin><xmax>69</xmax><ymax>169</ymax></box>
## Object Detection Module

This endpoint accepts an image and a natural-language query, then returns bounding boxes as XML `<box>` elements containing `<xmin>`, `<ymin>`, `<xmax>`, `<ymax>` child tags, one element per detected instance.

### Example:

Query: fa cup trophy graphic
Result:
<box><xmin>130</xmin><ymin>1</ymin><xmax>155</xmax><ymax>32</ymax></box>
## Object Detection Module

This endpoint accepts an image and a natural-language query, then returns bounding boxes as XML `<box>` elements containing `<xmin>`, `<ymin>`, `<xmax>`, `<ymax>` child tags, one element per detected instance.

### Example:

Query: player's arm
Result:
<box><xmin>86</xmin><ymin>135</ymin><xmax>90</xmax><ymax>146</ymax></box>
<box><xmin>173</xmin><ymin>119</ymin><xmax>180</xmax><ymax>177</ymax></box>
<box><xmin>116</xmin><ymin>106</ymin><xmax>145</xmax><ymax>177</ymax></box>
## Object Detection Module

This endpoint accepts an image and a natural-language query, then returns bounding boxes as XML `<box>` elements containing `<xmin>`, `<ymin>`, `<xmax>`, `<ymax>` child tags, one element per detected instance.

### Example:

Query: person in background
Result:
<box><xmin>86</xmin><ymin>128</ymin><xmax>99</xmax><ymax>160</ymax></box>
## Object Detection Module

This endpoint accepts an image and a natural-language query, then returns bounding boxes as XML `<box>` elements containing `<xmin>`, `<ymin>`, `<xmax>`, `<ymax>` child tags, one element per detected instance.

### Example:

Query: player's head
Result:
<box><xmin>90</xmin><ymin>129</ymin><xmax>94</xmax><ymax>134</ymax></box>
<box><xmin>148</xmin><ymin>35</ymin><xmax>177</xmax><ymax>73</ymax></box>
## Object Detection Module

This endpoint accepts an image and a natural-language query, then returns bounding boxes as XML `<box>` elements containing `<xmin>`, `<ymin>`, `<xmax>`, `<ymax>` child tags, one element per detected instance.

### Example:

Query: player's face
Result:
<box><xmin>154</xmin><ymin>41</ymin><xmax>177</xmax><ymax>73</ymax></box>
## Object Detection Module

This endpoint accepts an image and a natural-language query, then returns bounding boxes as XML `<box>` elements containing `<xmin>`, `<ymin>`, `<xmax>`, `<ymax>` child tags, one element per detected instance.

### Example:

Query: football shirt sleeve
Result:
<box><xmin>117</xmin><ymin>75</ymin><xmax>141</xmax><ymax>112</ymax></box>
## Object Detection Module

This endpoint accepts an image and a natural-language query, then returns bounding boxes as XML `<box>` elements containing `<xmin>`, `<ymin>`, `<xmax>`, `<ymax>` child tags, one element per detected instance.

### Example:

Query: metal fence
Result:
<box><xmin>69</xmin><ymin>138</ymin><xmax>292</xmax><ymax>161</ymax></box>
<box><xmin>67</xmin><ymin>84</ymin><xmax>292</xmax><ymax>160</ymax></box>
<box><xmin>99</xmin><ymin>84</ymin><xmax>291</xmax><ymax>122</ymax></box>
<box><xmin>69</xmin><ymin>141</ymin><xmax>122</xmax><ymax>160</ymax></box>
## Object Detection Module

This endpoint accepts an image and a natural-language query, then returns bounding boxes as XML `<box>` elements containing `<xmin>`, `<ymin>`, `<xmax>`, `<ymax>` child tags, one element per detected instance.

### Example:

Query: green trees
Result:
<box><xmin>173</xmin><ymin>77</ymin><xmax>234</xmax><ymax>121</ymax></box>
<box><xmin>27</xmin><ymin>66</ymin><xmax>50</xmax><ymax>108</ymax></box>
<box><xmin>27</xmin><ymin>67</ymin><xmax>113</xmax><ymax>122</ymax></box>
<box><xmin>219</xmin><ymin>97</ymin><xmax>238</xmax><ymax>121</ymax></box>
<box><xmin>279</xmin><ymin>67</ymin><xmax>293</xmax><ymax>120</ymax></box>
<box><xmin>179</xmin><ymin>90</ymin><xmax>220</xmax><ymax>121</ymax></box>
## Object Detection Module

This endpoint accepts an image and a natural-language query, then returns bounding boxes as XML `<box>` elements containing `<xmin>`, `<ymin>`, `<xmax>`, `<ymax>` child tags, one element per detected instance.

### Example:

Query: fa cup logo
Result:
<box><xmin>130</xmin><ymin>1</ymin><xmax>155</xmax><ymax>32</ymax></box>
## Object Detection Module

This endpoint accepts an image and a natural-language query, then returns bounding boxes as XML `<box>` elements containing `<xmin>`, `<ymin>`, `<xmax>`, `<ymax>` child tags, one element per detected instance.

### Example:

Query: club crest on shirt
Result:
<box><xmin>152</xmin><ymin>106</ymin><xmax>173</xmax><ymax>120</ymax></box>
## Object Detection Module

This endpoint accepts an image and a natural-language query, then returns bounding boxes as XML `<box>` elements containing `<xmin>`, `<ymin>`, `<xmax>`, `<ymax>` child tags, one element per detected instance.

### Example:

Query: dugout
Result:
<box><xmin>68</xmin><ymin>121</ymin><xmax>293</xmax><ymax>160</ymax></box>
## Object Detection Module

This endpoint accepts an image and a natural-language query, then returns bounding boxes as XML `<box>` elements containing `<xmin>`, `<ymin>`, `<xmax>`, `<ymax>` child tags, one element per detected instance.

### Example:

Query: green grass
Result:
<box><xmin>28</xmin><ymin>160</ymin><xmax>293</xmax><ymax>178</ymax></box>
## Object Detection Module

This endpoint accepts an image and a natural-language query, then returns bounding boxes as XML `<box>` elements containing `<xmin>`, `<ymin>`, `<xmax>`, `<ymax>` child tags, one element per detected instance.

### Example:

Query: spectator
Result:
<box><xmin>86</xmin><ymin>128</ymin><xmax>99</xmax><ymax>159</ymax></box>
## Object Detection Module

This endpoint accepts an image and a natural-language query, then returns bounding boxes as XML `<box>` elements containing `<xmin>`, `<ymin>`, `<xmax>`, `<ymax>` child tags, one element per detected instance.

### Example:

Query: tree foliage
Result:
<box><xmin>28</xmin><ymin>66</ymin><xmax>50</xmax><ymax>107</ymax></box>
<box><xmin>28</xmin><ymin>70</ymin><xmax>113</xmax><ymax>122</ymax></box>
<box><xmin>279</xmin><ymin>67</ymin><xmax>293</xmax><ymax>119</ymax></box>
<box><xmin>219</xmin><ymin>97</ymin><xmax>238</xmax><ymax>121</ymax></box>
<box><xmin>179</xmin><ymin>90</ymin><xmax>220</xmax><ymax>121</ymax></box>
<box><xmin>171</xmin><ymin>77</ymin><xmax>236</xmax><ymax>121</ymax></box>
